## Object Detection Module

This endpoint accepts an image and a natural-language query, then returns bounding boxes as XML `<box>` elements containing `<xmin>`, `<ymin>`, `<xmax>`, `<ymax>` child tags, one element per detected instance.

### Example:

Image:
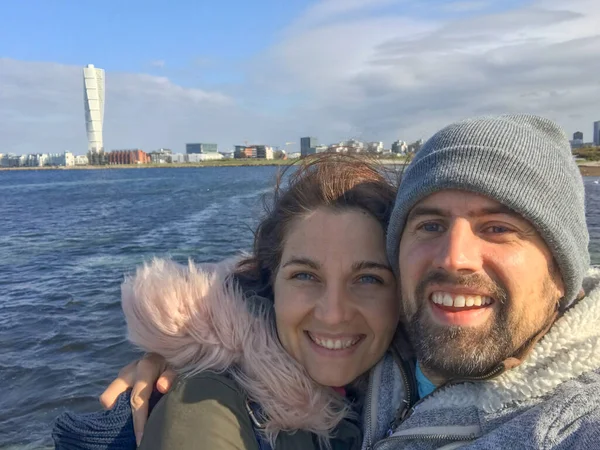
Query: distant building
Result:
<box><xmin>571</xmin><ymin>131</ymin><xmax>584</xmax><ymax>150</ymax></box>
<box><xmin>169</xmin><ymin>153</ymin><xmax>223</xmax><ymax>163</ymax></box>
<box><xmin>186</xmin><ymin>143</ymin><xmax>218</xmax><ymax>154</ymax></box>
<box><xmin>1</xmin><ymin>154</ymin><xmax>25</xmax><ymax>167</ymax></box>
<box><xmin>149</xmin><ymin>148</ymin><xmax>172</xmax><ymax>164</ymax></box>
<box><xmin>83</xmin><ymin>64</ymin><xmax>105</xmax><ymax>154</ymax></box>
<box><xmin>232</xmin><ymin>145</ymin><xmax>274</xmax><ymax>159</ymax></box>
<box><xmin>234</xmin><ymin>146</ymin><xmax>254</xmax><ymax>159</ymax></box>
<box><xmin>366</xmin><ymin>142</ymin><xmax>384</xmax><ymax>153</ymax></box>
<box><xmin>0</xmin><ymin>151</ymin><xmax>75</xmax><ymax>167</ymax></box>
<box><xmin>46</xmin><ymin>152</ymin><xmax>75</xmax><ymax>167</ymax></box>
<box><xmin>171</xmin><ymin>153</ymin><xmax>185</xmax><ymax>163</ymax></box>
<box><xmin>220</xmin><ymin>151</ymin><xmax>235</xmax><ymax>159</ymax></box>
<box><xmin>311</xmin><ymin>145</ymin><xmax>328</xmax><ymax>154</ymax></box>
<box><xmin>594</xmin><ymin>122</ymin><xmax>600</xmax><ymax>146</ymax></box>
<box><xmin>109</xmin><ymin>149</ymin><xmax>151</xmax><ymax>165</ymax></box>
<box><xmin>301</xmin><ymin>137</ymin><xmax>318</xmax><ymax>157</ymax></box>
<box><xmin>406</xmin><ymin>139</ymin><xmax>424</xmax><ymax>154</ymax></box>
<box><xmin>327</xmin><ymin>144</ymin><xmax>346</xmax><ymax>153</ymax></box>
<box><xmin>391</xmin><ymin>140</ymin><xmax>408</xmax><ymax>154</ymax></box>
<box><xmin>322</xmin><ymin>139</ymin><xmax>365</xmax><ymax>153</ymax></box>
<box><xmin>186</xmin><ymin>153</ymin><xmax>223</xmax><ymax>162</ymax></box>
<box><xmin>254</xmin><ymin>145</ymin><xmax>274</xmax><ymax>159</ymax></box>
<box><xmin>74</xmin><ymin>155</ymin><xmax>89</xmax><ymax>165</ymax></box>
<box><xmin>25</xmin><ymin>154</ymin><xmax>47</xmax><ymax>167</ymax></box>
<box><xmin>339</xmin><ymin>139</ymin><xmax>364</xmax><ymax>152</ymax></box>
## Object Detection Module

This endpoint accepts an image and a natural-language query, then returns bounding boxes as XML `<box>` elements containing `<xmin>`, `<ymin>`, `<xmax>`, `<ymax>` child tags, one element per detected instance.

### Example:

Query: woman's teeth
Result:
<box><xmin>308</xmin><ymin>333</ymin><xmax>361</xmax><ymax>350</ymax></box>
<box><xmin>431</xmin><ymin>291</ymin><xmax>493</xmax><ymax>308</ymax></box>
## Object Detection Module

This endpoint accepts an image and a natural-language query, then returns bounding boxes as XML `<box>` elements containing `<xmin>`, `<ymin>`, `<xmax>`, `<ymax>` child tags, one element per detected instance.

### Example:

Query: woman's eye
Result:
<box><xmin>357</xmin><ymin>275</ymin><xmax>382</xmax><ymax>285</ymax></box>
<box><xmin>292</xmin><ymin>272</ymin><xmax>316</xmax><ymax>281</ymax></box>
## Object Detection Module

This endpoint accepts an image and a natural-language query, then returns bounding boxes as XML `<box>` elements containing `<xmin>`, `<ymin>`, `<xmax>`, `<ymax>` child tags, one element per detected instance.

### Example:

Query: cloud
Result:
<box><xmin>252</xmin><ymin>0</ymin><xmax>600</xmax><ymax>143</ymax></box>
<box><xmin>0</xmin><ymin>58</ymin><xmax>285</xmax><ymax>154</ymax></box>
<box><xmin>289</xmin><ymin>0</ymin><xmax>402</xmax><ymax>30</ymax></box>
<box><xmin>149</xmin><ymin>60</ymin><xmax>166</xmax><ymax>68</ymax></box>
<box><xmin>440</xmin><ymin>1</ymin><xmax>493</xmax><ymax>13</ymax></box>
<box><xmin>191</xmin><ymin>57</ymin><xmax>214</xmax><ymax>68</ymax></box>
<box><xmin>1</xmin><ymin>0</ymin><xmax>599</xmax><ymax>155</ymax></box>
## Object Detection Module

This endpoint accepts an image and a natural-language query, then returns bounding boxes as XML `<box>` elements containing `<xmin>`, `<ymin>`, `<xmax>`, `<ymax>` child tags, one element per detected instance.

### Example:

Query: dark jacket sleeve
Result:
<box><xmin>139</xmin><ymin>372</ymin><xmax>259</xmax><ymax>450</ymax></box>
<box><xmin>53</xmin><ymin>391</ymin><xmax>139</xmax><ymax>450</ymax></box>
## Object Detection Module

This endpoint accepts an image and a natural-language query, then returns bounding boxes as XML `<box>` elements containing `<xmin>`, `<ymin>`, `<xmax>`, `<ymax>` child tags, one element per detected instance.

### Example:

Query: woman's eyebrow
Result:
<box><xmin>281</xmin><ymin>257</ymin><xmax>320</xmax><ymax>270</ymax></box>
<box><xmin>352</xmin><ymin>261</ymin><xmax>392</xmax><ymax>272</ymax></box>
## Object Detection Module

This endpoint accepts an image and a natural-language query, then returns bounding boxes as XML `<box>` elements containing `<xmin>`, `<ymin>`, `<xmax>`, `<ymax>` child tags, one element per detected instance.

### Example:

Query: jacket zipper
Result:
<box><xmin>393</xmin><ymin>353</ymin><xmax>413</xmax><ymax>423</ymax></box>
<box><xmin>383</xmin><ymin>351</ymin><xmax>416</xmax><ymax>435</ymax></box>
<box><xmin>457</xmin><ymin>364</ymin><xmax>504</xmax><ymax>381</ymax></box>
<box><xmin>374</xmin><ymin>432</ymin><xmax>477</xmax><ymax>449</ymax></box>
<box><xmin>364</xmin><ymin>359</ymin><xmax>383</xmax><ymax>450</ymax></box>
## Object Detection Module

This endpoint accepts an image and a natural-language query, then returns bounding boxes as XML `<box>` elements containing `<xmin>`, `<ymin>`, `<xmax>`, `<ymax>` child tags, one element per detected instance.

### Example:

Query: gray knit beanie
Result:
<box><xmin>387</xmin><ymin>114</ymin><xmax>589</xmax><ymax>307</ymax></box>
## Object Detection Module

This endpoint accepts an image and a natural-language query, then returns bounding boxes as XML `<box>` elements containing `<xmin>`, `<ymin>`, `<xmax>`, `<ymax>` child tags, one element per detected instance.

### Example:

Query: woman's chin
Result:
<box><xmin>308</xmin><ymin>369</ymin><xmax>357</xmax><ymax>388</ymax></box>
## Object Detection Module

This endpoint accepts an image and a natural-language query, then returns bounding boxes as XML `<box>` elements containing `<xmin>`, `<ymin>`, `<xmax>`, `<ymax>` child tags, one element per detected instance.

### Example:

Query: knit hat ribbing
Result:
<box><xmin>386</xmin><ymin>114</ymin><xmax>589</xmax><ymax>306</ymax></box>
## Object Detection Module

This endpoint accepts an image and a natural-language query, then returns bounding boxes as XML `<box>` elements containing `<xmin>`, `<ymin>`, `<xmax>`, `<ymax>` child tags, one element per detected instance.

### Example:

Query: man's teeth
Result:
<box><xmin>309</xmin><ymin>333</ymin><xmax>361</xmax><ymax>350</ymax></box>
<box><xmin>431</xmin><ymin>292</ymin><xmax>492</xmax><ymax>308</ymax></box>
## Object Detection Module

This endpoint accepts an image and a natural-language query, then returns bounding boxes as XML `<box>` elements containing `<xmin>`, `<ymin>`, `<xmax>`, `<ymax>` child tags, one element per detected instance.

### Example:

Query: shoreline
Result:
<box><xmin>578</xmin><ymin>164</ymin><xmax>600</xmax><ymax>177</ymax></box>
<box><xmin>0</xmin><ymin>158</ymin><xmax>410</xmax><ymax>171</ymax></box>
<box><xmin>2</xmin><ymin>161</ymin><xmax>600</xmax><ymax>176</ymax></box>
<box><xmin>0</xmin><ymin>160</ymin><xmax>297</xmax><ymax>171</ymax></box>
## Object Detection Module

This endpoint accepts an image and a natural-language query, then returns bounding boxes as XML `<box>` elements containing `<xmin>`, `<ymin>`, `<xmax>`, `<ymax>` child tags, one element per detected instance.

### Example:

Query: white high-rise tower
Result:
<box><xmin>83</xmin><ymin>64</ymin><xmax>105</xmax><ymax>153</ymax></box>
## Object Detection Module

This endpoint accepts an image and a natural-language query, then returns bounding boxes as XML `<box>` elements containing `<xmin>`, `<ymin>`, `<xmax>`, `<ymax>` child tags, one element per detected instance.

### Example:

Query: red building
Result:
<box><xmin>108</xmin><ymin>149</ymin><xmax>151</xmax><ymax>165</ymax></box>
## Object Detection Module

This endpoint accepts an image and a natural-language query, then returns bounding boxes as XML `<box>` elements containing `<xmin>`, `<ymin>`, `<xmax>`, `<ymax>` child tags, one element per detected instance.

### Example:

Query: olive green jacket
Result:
<box><xmin>122</xmin><ymin>258</ymin><xmax>362</xmax><ymax>449</ymax></box>
<box><xmin>140</xmin><ymin>372</ymin><xmax>362</xmax><ymax>450</ymax></box>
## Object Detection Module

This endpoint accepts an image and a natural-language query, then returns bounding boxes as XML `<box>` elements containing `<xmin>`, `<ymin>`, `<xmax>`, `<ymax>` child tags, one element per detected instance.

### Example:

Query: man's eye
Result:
<box><xmin>420</xmin><ymin>222</ymin><xmax>443</xmax><ymax>232</ymax></box>
<box><xmin>487</xmin><ymin>225</ymin><xmax>511</xmax><ymax>234</ymax></box>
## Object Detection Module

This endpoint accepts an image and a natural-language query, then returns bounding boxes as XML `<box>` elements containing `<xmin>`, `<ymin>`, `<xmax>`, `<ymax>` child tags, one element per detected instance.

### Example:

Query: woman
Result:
<box><xmin>67</xmin><ymin>154</ymin><xmax>403</xmax><ymax>449</ymax></box>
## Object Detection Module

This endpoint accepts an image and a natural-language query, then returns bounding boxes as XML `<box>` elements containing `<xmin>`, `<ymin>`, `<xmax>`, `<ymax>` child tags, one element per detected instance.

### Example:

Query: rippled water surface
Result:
<box><xmin>0</xmin><ymin>167</ymin><xmax>277</xmax><ymax>449</ymax></box>
<box><xmin>1</xmin><ymin>167</ymin><xmax>599</xmax><ymax>449</ymax></box>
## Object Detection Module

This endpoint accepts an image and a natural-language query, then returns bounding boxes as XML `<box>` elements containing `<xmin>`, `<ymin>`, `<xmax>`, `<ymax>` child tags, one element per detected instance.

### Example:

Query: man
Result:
<box><xmin>96</xmin><ymin>114</ymin><xmax>600</xmax><ymax>449</ymax></box>
<box><xmin>366</xmin><ymin>114</ymin><xmax>600</xmax><ymax>449</ymax></box>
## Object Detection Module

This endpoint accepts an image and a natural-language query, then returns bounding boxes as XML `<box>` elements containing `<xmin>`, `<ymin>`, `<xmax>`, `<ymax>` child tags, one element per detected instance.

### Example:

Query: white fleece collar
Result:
<box><xmin>418</xmin><ymin>267</ymin><xmax>600</xmax><ymax>414</ymax></box>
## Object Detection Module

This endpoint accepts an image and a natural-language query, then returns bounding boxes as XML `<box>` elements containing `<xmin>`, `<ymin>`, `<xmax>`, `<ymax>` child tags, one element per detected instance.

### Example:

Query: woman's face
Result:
<box><xmin>273</xmin><ymin>207</ymin><xmax>399</xmax><ymax>387</ymax></box>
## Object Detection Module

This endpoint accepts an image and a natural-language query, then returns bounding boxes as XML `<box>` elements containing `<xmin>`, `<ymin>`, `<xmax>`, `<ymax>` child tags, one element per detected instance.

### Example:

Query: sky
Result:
<box><xmin>0</xmin><ymin>0</ymin><xmax>599</xmax><ymax>155</ymax></box>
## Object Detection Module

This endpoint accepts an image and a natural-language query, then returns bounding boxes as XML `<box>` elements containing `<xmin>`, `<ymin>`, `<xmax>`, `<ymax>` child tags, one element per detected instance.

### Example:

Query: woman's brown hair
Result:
<box><xmin>235</xmin><ymin>153</ymin><xmax>398</xmax><ymax>299</ymax></box>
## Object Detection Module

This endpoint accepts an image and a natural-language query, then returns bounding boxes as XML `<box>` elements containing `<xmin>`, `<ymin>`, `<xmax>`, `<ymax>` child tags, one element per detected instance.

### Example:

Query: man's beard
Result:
<box><xmin>403</xmin><ymin>271</ymin><xmax>515</xmax><ymax>380</ymax></box>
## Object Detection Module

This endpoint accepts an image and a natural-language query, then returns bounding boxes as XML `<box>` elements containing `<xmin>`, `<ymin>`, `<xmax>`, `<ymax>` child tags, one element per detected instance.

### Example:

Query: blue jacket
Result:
<box><xmin>52</xmin><ymin>390</ymin><xmax>160</xmax><ymax>450</ymax></box>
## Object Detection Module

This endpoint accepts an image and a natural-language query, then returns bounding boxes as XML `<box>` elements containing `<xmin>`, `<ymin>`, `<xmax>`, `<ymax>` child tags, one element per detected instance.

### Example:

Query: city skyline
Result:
<box><xmin>0</xmin><ymin>0</ymin><xmax>599</xmax><ymax>155</ymax></box>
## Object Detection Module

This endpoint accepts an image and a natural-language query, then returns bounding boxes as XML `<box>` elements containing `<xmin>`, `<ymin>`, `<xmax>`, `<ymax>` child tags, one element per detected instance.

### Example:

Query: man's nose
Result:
<box><xmin>434</xmin><ymin>219</ymin><xmax>483</xmax><ymax>274</ymax></box>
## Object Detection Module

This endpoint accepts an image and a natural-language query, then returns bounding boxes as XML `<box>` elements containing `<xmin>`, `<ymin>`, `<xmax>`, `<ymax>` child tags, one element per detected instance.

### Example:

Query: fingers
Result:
<box><xmin>156</xmin><ymin>368</ymin><xmax>177</xmax><ymax>393</ymax></box>
<box><xmin>98</xmin><ymin>354</ymin><xmax>170</xmax><ymax>445</ymax></box>
<box><xmin>131</xmin><ymin>354</ymin><xmax>166</xmax><ymax>445</ymax></box>
<box><xmin>99</xmin><ymin>360</ymin><xmax>137</xmax><ymax>409</ymax></box>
